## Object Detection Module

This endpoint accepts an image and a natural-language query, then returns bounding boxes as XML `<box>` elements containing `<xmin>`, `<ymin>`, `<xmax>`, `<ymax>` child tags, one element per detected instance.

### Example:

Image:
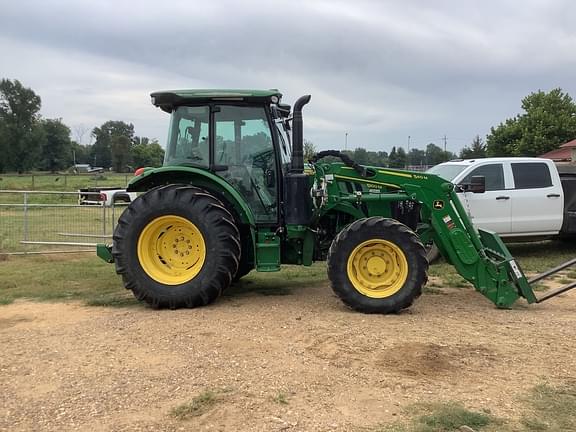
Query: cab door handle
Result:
<box><xmin>496</xmin><ymin>196</ymin><xmax>510</xmax><ymax>200</ymax></box>
<box><xmin>547</xmin><ymin>194</ymin><xmax>561</xmax><ymax>198</ymax></box>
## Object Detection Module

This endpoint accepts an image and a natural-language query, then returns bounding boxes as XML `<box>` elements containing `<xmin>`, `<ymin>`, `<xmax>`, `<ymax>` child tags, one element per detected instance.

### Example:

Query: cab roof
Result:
<box><xmin>150</xmin><ymin>89</ymin><xmax>282</xmax><ymax>113</ymax></box>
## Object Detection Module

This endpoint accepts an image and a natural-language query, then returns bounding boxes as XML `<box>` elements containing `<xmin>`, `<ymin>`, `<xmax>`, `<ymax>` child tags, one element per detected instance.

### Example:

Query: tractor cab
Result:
<box><xmin>152</xmin><ymin>89</ymin><xmax>291</xmax><ymax>224</ymax></box>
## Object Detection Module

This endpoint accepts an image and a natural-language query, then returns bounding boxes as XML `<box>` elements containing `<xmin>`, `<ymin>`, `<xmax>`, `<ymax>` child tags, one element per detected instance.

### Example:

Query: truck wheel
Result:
<box><xmin>113</xmin><ymin>185</ymin><xmax>241</xmax><ymax>309</ymax></box>
<box><xmin>327</xmin><ymin>217</ymin><xmax>428</xmax><ymax>314</ymax></box>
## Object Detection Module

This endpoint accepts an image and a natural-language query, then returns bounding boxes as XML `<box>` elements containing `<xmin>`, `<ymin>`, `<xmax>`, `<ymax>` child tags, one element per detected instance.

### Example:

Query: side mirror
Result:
<box><xmin>469</xmin><ymin>175</ymin><xmax>486</xmax><ymax>193</ymax></box>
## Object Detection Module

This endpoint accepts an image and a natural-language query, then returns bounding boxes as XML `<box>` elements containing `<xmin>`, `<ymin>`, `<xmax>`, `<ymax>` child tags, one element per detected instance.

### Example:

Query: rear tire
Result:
<box><xmin>113</xmin><ymin>185</ymin><xmax>241</xmax><ymax>309</ymax></box>
<box><xmin>233</xmin><ymin>265</ymin><xmax>252</xmax><ymax>282</ymax></box>
<box><xmin>327</xmin><ymin>217</ymin><xmax>428</xmax><ymax>314</ymax></box>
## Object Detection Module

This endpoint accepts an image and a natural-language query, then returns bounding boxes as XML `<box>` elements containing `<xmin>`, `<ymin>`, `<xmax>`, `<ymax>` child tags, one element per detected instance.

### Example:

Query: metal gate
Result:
<box><xmin>0</xmin><ymin>190</ymin><xmax>127</xmax><ymax>255</ymax></box>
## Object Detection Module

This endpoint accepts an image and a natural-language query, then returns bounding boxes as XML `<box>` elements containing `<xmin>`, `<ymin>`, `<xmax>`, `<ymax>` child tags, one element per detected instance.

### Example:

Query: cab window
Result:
<box><xmin>512</xmin><ymin>163</ymin><xmax>552</xmax><ymax>189</ymax></box>
<box><xmin>164</xmin><ymin>106</ymin><xmax>209</xmax><ymax>167</ymax></box>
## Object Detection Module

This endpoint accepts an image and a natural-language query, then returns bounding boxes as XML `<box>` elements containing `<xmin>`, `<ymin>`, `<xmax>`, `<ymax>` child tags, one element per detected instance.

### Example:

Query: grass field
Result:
<box><xmin>0</xmin><ymin>254</ymin><xmax>328</xmax><ymax>306</ymax></box>
<box><xmin>0</xmin><ymin>240</ymin><xmax>574</xmax><ymax>306</ymax></box>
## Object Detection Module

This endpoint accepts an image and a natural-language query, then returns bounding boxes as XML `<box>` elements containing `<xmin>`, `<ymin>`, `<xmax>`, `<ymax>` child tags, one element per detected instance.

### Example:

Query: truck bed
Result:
<box><xmin>559</xmin><ymin>172</ymin><xmax>576</xmax><ymax>235</ymax></box>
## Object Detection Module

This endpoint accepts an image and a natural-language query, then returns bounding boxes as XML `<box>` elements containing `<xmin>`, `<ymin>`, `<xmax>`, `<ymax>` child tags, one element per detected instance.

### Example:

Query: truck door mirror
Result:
<box><xmin>469</xmin><ymin>175</ymin><xmax>486</xmax><ymax>193</ymax></box>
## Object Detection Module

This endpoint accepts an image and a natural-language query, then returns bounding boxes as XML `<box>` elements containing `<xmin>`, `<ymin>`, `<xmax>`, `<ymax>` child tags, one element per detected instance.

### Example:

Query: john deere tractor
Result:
<box><xmin>98</xmin><ymin>89</ymin><xmax>576</xmax><ymax>313</ymax></box>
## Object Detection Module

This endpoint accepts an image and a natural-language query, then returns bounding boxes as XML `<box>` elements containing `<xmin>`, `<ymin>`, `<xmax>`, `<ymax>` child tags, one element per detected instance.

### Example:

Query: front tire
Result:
<box><xmin>113</xmin><ymin>185</ymin><xmax>241</xmax><ymax>309</ymax></box>
<box><xmin>327</xmin><ymin>217</ymin><xmax>428</xmax><ymax>314</ymax></box>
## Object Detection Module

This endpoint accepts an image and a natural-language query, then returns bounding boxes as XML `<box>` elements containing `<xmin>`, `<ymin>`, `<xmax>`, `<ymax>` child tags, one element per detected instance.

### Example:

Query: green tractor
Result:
<box><xmin>98</xmin><ymin>89</ymin><xmax>576</xmax><ymax>313</ymax></box>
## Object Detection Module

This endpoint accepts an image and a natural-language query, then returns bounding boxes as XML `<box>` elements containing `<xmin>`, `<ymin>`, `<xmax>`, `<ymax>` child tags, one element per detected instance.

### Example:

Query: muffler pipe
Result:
<box><xmin>290</xmin><ymin>95</ymin><xmax>311</xmax><ymax>173</ymax></box>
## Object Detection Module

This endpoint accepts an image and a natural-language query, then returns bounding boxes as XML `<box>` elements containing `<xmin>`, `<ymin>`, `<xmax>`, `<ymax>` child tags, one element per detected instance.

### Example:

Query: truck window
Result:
<box><xmin>461</xmin><ymin>164</ymin><xmax>504</xmax><ymax>191</ymax></box>
<box><xmin>512</xmin><ymin>163</ymin><xmax>552</xmax><ymax>189</ymax></box>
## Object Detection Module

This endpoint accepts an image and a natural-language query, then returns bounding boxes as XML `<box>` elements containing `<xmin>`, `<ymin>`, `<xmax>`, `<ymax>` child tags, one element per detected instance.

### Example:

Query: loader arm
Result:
<box><xmin>312</xmin><ymin>159</ymin><xmax>570</xmax><ymax>308</ymax></box>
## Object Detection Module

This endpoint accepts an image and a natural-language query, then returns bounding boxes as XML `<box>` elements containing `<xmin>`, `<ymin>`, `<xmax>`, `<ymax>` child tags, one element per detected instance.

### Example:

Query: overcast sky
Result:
<box><xmin>1</xmin><ymin>0</ymin><xmax>575</xmax><ymax>153</ymax></box>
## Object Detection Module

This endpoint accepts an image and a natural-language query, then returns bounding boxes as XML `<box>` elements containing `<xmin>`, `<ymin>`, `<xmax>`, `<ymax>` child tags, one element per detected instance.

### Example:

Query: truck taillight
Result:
<box><xmin>100</xmin><ymin>193</ymin><xmax>107</xmax><ymax>201</ymax></box>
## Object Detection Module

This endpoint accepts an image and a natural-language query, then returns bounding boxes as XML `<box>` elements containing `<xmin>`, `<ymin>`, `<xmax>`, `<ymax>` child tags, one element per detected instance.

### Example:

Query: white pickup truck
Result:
<box><xmin>426</xmin><ymin>157</ymin><xmax>576</xmax><ymax>259</ymax></box>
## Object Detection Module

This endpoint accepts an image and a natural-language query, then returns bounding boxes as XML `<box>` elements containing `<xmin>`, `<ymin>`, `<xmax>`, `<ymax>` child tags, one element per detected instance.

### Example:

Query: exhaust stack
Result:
<box><xmin>284</xmin><ymin>95</ymin><xmax>313</xmax><ymax>226</ymax></box>
<box><xmin>290</xmin><ymin>95</ymin><xmax>311</xmax><ymax>173</ymax></box>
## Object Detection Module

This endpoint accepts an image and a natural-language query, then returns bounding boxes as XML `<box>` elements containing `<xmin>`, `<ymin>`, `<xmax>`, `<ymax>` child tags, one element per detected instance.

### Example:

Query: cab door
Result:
<box><xmin>457</xmin><ymin>163</ymin><xmax>512</xmax><ymax>234</ymax></box>
<box><xmin>213</xmin><ymin>105</ymin><xmax>279</xmax><ymax>224</ymax></box>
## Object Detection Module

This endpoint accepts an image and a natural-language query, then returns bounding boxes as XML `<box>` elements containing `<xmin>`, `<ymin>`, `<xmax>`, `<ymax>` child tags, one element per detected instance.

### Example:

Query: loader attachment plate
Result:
<box><xmin>477</xmin><ymin>229</ymin><xmax>538</xmax><ymax>304</ymax></box>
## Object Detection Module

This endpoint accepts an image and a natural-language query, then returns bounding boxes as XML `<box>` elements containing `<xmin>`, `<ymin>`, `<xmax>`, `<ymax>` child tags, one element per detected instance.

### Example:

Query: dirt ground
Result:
<box><xmin>1</xmin><ymin>278</ymin><xmax>575</xmax><ymax>432</ymax></box>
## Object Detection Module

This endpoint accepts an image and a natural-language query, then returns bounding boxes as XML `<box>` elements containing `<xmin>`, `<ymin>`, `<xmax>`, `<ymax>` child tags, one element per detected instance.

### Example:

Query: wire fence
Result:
<box><xmin>0</xmin><ymin>190</ymin><xmax>129</xmax><ymax>255</ymax></box>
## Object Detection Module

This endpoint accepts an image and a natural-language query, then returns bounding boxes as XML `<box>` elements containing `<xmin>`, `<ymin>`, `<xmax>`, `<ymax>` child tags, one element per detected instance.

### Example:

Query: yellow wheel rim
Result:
<box><xmin>137</xmin><ymin>215</ymin><xmax>206</xmax><ymax>285</ymax></box>
<box><xmin>346</xmin><ymin>239</ymin><xmax>409</xmax><ymax>298</ymax></box>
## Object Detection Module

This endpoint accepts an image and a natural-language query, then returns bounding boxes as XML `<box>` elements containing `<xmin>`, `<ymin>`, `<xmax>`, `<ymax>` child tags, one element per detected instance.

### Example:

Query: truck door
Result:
<box><xmin>458</xmin><ymin>163</ymin><xmax>512</xmax><ymax>234</ymax></box>
<box><xmin>510</xmin><ymin>162</ymin><xmax>563</xmax><ymax>235</ymax></box>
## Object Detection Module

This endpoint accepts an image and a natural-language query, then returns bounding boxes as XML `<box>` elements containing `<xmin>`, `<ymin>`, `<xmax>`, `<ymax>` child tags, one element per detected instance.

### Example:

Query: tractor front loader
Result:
<box><xmin>97</xmin><ymin>89</ymin><xmax>576</xmax><ymax>313</ymax></box>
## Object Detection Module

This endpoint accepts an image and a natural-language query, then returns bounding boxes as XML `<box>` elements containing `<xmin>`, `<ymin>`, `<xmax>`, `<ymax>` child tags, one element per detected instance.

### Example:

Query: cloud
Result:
<box><xmin>1</xmin><ymin>0</ymin><xmax>575</xmax><ymax>151</ymax></box>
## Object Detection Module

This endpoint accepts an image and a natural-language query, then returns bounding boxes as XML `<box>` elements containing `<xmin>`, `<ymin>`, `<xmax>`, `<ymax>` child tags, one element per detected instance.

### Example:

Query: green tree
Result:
<box><xmin>460</xmin><ymin>135</ymin><xmax>487</xmax><ymax>159</ymax></box>
<box><xmin>0</xmin><ymin>79</ymin><xmax>42</xmax><ymax>172</ymax></box>
<box><xmin>40</xmin><ymin>118</ymin><xmax>73</xmax><ymax>172</ymax></box>
<box><xmin>374</xmin><ymin>151</ymin><xmax>388</xmax><ymax>166</ymax></box>
<box><xmin>487</xmin><ymin>88</ymin><xmax>576</xmax><ymax>157</ymax></box>
<box><xmin>426</xmin><ymin>143</ymin><xmax>445</xmax><ymax>165</ymax></box>
<box><xmin>303</xmin><ymin>139</ymin><xmax>317</xmax><ymax>161</ymax></box>
<box><xmin>91</xmin><ymin>120</ymin><xmax>135</xmax><ymax>168</ymax></box>
<box><xmin>71</xmin><ymin>142</ymin><xmax>92</xmax><ymax>165</ymax></box>
<box><xmin>111</xmin><ymin>135</ymin><xmax>132</xmax><ymax>172</ymax></box>
<box><xmin>388</xmin><ymin>146</ymin><xmax>407</xmax><ymax>168</ymax></box>
<box><xmin>425</xmin><ymin>143</ymin><xmax>455</xmax><ymax>165</ymax></box>
<box><xmin>407</xmin><ymin>148</ymin><xmax>426</xmax><ymax>166</ymax></box>
<box><xmin>132</xmin><ymin>139</ymin><xmax>165</xmax><ymax>168</ymax></box>
<box><xmin>352</xmin><ymin>147</ymin><xmax>370</xmax><ymax>165</ymax></box>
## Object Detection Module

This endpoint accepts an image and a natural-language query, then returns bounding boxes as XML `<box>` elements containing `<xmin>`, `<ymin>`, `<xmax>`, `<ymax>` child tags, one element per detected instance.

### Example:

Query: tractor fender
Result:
<box><xmin>126</xmin><ymin>167</ymin><xmax>257</xmax><ymax>264</ymax></box>
<box><xmin>128</xmin><ymin>166</ymin><xmax>255</xmax><ymax>225</ymax></box>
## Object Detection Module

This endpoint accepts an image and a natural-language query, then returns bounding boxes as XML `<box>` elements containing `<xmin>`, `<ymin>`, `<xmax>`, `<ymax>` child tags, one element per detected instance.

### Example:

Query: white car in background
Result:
<box><xmin>78</xmin><ymin>187</ymin><xmax>137</xmax><ymax>207</ymax></box>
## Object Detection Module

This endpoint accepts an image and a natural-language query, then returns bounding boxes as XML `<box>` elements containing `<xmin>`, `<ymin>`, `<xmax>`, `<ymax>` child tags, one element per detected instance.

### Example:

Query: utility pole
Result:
<box><xmin>345</xmin><ymin>132</ymin><xmax>348</xmax><ymax>151</ymax></box>
<box><xmin>407</xmin><ymin>135</ymin><xmax>411</xmax><ymax>153</ymax></box>
<box><xmin>443</xmin><ymin>135</ymin><xmax>447</xmax><ymax>161</ymax></box>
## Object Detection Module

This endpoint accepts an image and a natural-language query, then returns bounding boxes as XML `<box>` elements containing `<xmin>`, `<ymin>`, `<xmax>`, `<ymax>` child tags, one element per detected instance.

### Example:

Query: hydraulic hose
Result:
<box><xmin>310</xmin><ymin>150</ymin><xmax>367</xmax><ymax>177</ymax></box>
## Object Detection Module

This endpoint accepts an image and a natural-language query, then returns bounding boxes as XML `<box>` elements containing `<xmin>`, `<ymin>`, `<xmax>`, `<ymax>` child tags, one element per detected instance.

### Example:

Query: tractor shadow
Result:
<box><xmin>223</xmin><ymin>263</ymin><xmax>328</xmax><ymax>299</ymax></box>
